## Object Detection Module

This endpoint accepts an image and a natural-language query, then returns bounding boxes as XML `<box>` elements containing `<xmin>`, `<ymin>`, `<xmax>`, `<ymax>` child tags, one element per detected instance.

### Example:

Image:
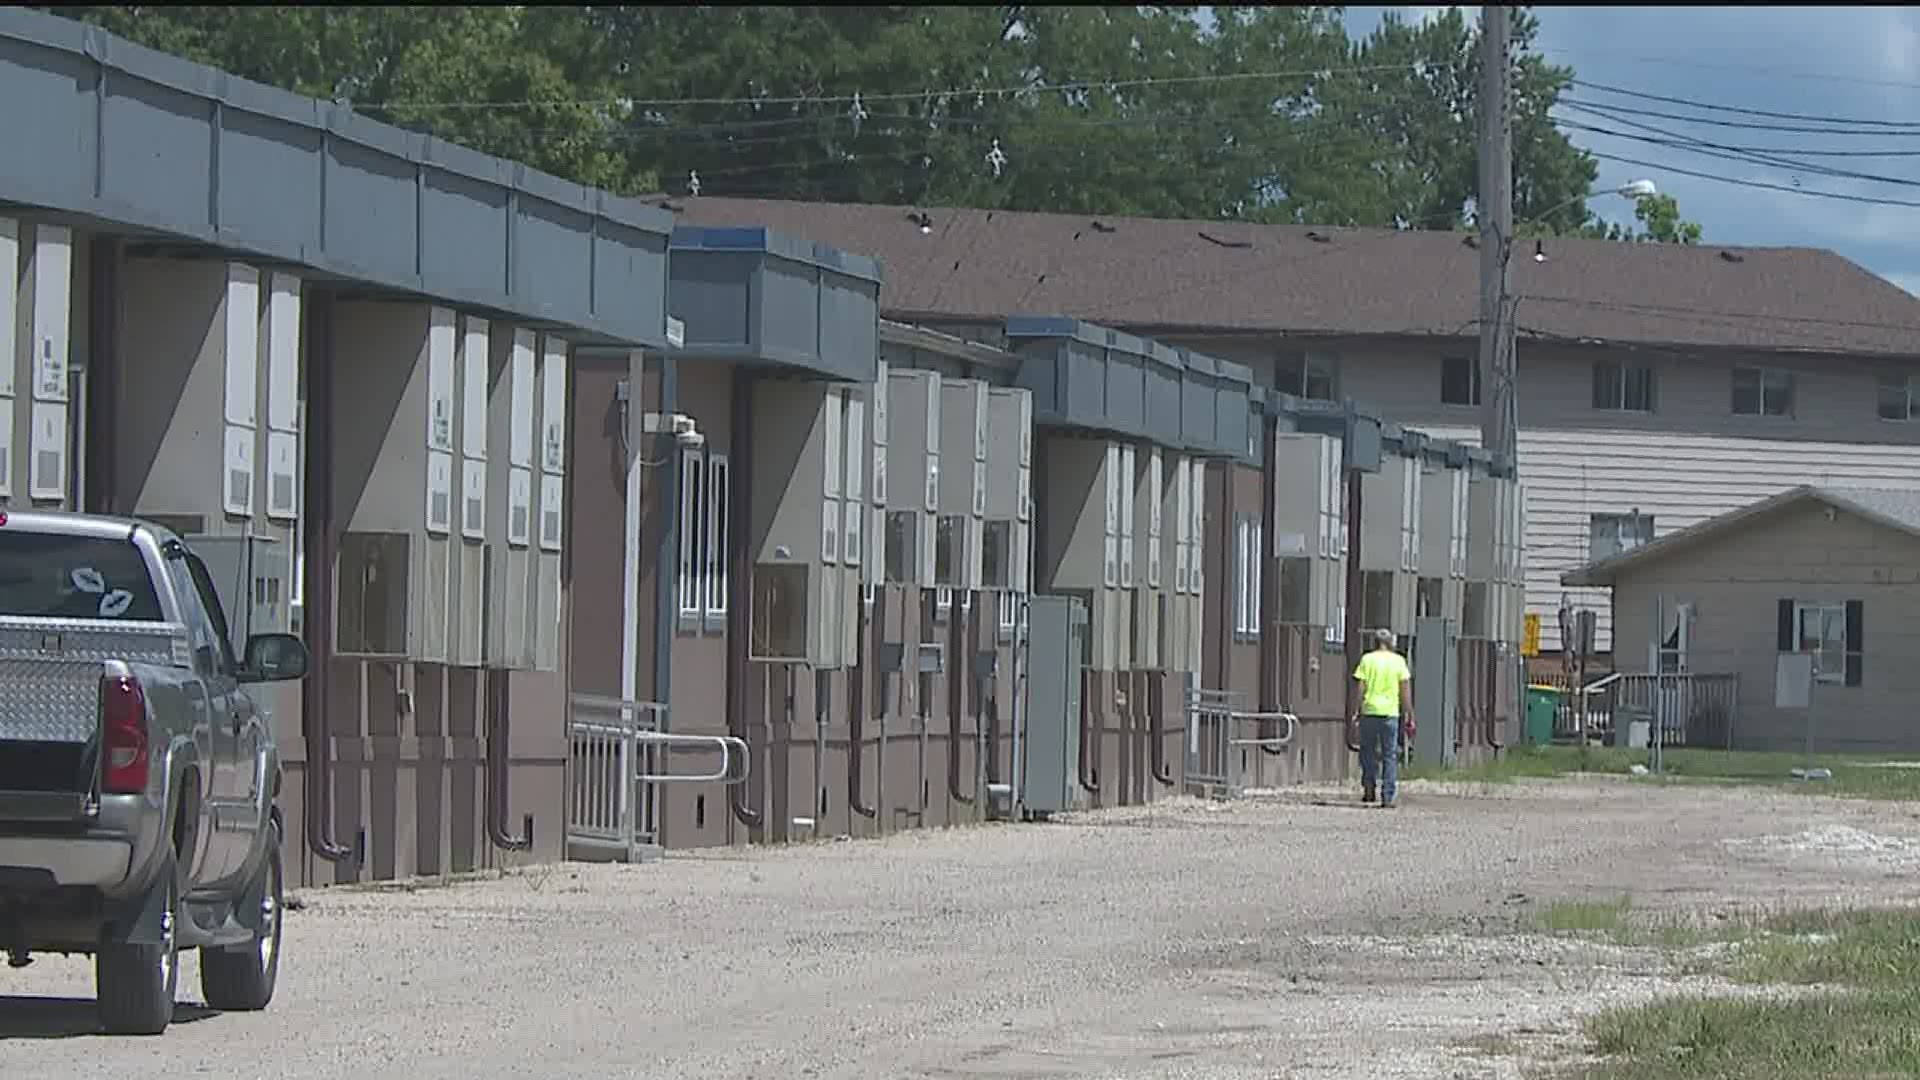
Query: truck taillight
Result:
<box><xmin>100</xmin><ymin>674</ymin><xmax>149</xmax><ymax>794</ymax></box>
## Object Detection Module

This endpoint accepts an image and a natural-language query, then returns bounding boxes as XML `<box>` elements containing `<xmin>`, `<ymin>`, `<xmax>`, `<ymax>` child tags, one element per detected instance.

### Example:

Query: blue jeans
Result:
<box><xmin>1359</xmin><ymin>715</ymin><xmax>1400</xmax><ymax>804</ymax></box>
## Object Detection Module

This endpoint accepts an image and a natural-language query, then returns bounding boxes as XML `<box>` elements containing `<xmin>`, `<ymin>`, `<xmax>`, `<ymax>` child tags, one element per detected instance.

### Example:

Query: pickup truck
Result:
<box><xmin>0</xmin><ymin>510</ymin><xmax>308</xmax><ymax>1034</ymax></box>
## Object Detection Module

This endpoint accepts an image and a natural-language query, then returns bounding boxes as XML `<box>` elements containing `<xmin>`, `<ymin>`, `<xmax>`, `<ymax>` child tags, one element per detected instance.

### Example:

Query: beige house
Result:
<box><xmin>663</xmin><ymin>196</ymin><xmax>1920</xmax><ymax>658</ymax></box>
<box><xmin>1563</xmin><ymin>486</ymin><xmax>1920</xmax><ymax>753</ymax></box>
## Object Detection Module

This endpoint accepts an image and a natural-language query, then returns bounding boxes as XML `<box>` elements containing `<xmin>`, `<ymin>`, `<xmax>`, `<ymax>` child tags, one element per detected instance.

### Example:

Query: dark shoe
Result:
<box><xmin>1378</xmin><ymin>800</ymin><xmax>1398</xmax><ymax>810</ymax></box>
<box><xmin>1361</xmin><ymin>785</ymin><xmax>1377</xmax><ymax>804</ymax></box>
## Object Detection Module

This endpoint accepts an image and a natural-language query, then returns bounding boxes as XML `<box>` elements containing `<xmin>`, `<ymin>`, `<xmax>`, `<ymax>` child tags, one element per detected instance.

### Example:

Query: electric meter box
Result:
<box><xmin>1271</xmin><ymin>432</ymin><xmax>1347</xmax><ymax>632</ymax></box>
<box><xmin>1468</xmin><ymin>470</ymin><xmax>1526</xmax><ymax>645</ymax></box>
<box><xmin>2</xmin><ymin>219</ymin><xmax>77</xmax><ymax>509</ymax></box>
<box><xmin>1359</xmin><ymin>448</ymin><xmax>1418</xmax><ymax>635</ymax></box>
<box><xmin>484</xmin><ymin>325</ymin><xmax>539</xmax><ymax>669</ymax></box>
<box><xmin>448</xmin><ymin>315</ymin><xmax>492</xmax><ymax>668</ymax></box>
<box><xmin>113</xmin><ymin>257</ymin><xmax>301</xmax><ymax>559</ymax></box>
<box><xmin>748</xmin><ymin>379</ymin><xmax>859</xmax><ymax>668</ymax></box>
<box><xmin>1158</xmin><ymin>455</ymin><xmax>1205</xmax><ymax>676</ymax></box>
<box><xmin>882</xmin><ymin>368</ymin><xmax>940</xmax><ymax>589</ymax></box>
<box><xmin>1418</xmin><ymin>451</ymin><xmax>1470</xmax><ymax>626</ymax></box>
<box><xmin>982</xmin><ymin>386</ymin><xmax>1032</xmax><ymax>595</ymax></box>
<box><xmin>189</xmin><ymin>533</ymin><xmax>294</xmax><ymax>652</ymax></box>
<box><xmin>936</xmin><ymin>378</ymin><xmax>988</xmax><ymax>592</ymax></box>
<box><xmin>1130</xmin><ymin>444</ymin><xmax>1165</xmax><ymax>669</ymax></box>
<box><xmin>329</xmin><ymin>301</ymin><xmax>460</xmax><ymax>663</ymax></box>
<box><xmin>1034</xmin><ymin>436</ymin><xmax>1125</xmax><ymax>670</ymax></box>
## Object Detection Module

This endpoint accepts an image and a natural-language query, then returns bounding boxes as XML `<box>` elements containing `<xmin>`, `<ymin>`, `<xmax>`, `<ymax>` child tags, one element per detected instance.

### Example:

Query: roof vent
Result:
<box><xmin>1306</xmin><ymin>230</ymin><xmax>1332</xmax><ymax>244</ymax></box>
<box><xmin>1718</xmin><ymin>250</ymin><xmax>1746</xmax><ymax>263</ymax></box>
<box><xmin>1090</xmin><ymin>220</ymin><xmax>1116</xmax><ymax>234</ymax></box>
<box><xmin>1197</xmin><ymin>230</ymin><xmax>1251</xmax><ymax>249</ymax></box>
<box><xmin>1462</xmin><ymin>233</ymin><xmax>1479</xmax><ymax>249</ymax></box>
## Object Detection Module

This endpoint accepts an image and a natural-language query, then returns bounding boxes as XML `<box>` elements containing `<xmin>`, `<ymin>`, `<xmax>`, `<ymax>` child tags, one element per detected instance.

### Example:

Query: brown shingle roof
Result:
<box><xmin>667</xmin><ymin>196</ymin><xmax>1920</xmax><ymax>357</ymax></box>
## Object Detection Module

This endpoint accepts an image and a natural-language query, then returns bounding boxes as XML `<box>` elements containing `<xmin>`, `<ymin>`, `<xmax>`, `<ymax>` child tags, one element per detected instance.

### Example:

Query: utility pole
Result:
<box><xmin>1477</xmin><ymin>5</ymin><xmax>1517</xmax><ymax>467</ymax></box>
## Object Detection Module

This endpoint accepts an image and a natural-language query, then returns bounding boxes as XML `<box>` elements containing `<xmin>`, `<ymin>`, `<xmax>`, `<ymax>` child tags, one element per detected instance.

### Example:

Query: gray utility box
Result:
<box><xmin>190</xmin><ymin>533</ymin><xmax>294</xmax><ymax>652</ymax></box>
<box><xmin>1023</xmin><ymin>594</ymin><xmax>1088</xmax><ymax>817</ymax></box>
<box><xmin>1412</xmin><ymin>615</ymin><xmax>1459</xmax><ymax>768</ymax></box>
<box><xmin>0</xmin><ymin>218</ymin><xmax>76</xmax><ymax>508</ymax></box>
<box><xmin>746</xmin><ymin>379</ymin><xmax>858</xmax><ymax>669</ymax></box>
<box><xmin>982</xmin><ymin>386</ymin><xmax>1032</xmax><ymax>595</ymax></box>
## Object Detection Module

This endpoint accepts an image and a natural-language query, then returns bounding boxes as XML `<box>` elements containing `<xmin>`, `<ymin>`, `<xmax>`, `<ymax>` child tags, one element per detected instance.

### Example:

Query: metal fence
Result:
<box><xmin>1184</xmin><ymin>687</ymin><xmax>1298</xmax><ymax>799</ymax></box>
<box><xmin>565</xmin><ymin>693</ymin><xmax>751</xmax><ymax>862</ymax></box>
<box><xmin>1565</xmin><ymin>673</ymin><xmax>1739</xmax><ymax>749</ymax></box>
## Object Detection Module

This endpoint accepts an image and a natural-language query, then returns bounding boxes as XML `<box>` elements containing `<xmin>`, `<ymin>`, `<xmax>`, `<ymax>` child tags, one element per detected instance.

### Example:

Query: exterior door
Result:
<box><xmin>172</xmin><ymin>549</ymin><xmax>259</xmax><ymax>883</ymax></box>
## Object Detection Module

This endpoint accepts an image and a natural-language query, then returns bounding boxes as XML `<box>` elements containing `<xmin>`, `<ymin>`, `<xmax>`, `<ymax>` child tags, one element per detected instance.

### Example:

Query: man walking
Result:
<box><xmin>1349</xmin><ymin>628</ymin><xmax>1413</xmax><ymax>808</ymax></box>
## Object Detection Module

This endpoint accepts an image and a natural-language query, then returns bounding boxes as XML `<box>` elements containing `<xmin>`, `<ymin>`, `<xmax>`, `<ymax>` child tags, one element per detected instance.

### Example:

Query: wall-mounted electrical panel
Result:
<box><xmin>1358</xmin><ymin>451</ymin><xmax>1417</xmax><ymax>635</ymax></box>
<box><xmin>1271</xmin><ymin>433</ymin><xmax>1347</xmax><ymax>633</ymax></box>
<box><xmin>982</xmin><ymin>387</ymin><xmax>1032</xmax><ymax>596</ymax></box>
<box><xmin>1154</xmin><ymin>456</ymin><xmax>1205</xmax><ymax>676</ymax></box>
<box><xmin>747</xmin><ymin>380</ymin><xmax>859</xmax><ymax>668</ymax></box>
<box><xmin>862</xmin><ymin>360</ymin><xmax>888</xmax><ymax>595</ymax></box>
<box><xmin>448</xmin><ymin>315</ymin><xmax>491</xmax><ymax>667</ymax></box>
<box><xmin>1467</xmin><ymin>472</ymin><xmax>1526</xmax><ymax>644</ymax></box>
<box><xmin>936</xmin><ymin>378</ymin><xmax>988</xmax><ymax>592</ymax></box>
<box><xmin>1130</xmin><ymin>444</ymin><xmax>1164</xmax><ymax>669</ymax></box>
<box><xmin>189</xmin><ymin>533</ymin><xmax>294</xmax><ymax>651</ymax></box>
<box><xmin>330</xmin><ymin>301</ymin><xmax>457</xmax><ymax>662</ymax></box>
<box><xmin>1022</xmin><ymin>593</ymin><xmax>1088</xmax><ymax>816</ymax></box>
<box><xmin>1412</xmin><ymin>615</ymin><xmax>1459</xmax><ymax>768</ymax></box>
<box><xmin>530</xmin><ymin>335</ymin><xmax>568</xmax><ymax>672</ymax></box>
<box><xmin>882</xmin><ymin>368</ymin><xmax>939</xmax><ymax>589</ymax></box>
<box><xmin>1034</xmin><ymin>436</ymin><xmax>1125</xmax><ymax>670</ymax></box>
<box><xmin>2</xmin><ymin>219</ymin><xmax>75</xmax><ymax>508</ymax></box>
<box><xmin>1417</xmin><ymin>460</ymin><xmax>1468</xmax><ymax>625</ymax></box>
<box><xmin>484</xmin><ymin>326</ymin><xmax>537</xmax><ymax>668</ymax></box>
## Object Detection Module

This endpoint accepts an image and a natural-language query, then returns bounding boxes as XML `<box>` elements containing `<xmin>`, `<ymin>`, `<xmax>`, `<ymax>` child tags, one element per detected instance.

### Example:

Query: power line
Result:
<box><xmin>1570</xmin><ymin>78</ymin><xmax>1920</xmax><ymax>130</ymax></box>
<box><xmin>1584</xmin><ymin>149</ymin><xmax>1920</xmax><ymax>209</ymax></box>
<box><xmin>1543</xmin><ymin>45</ymin><xmax>1920</xmax><ymax>96</ymax></box>
<box><xmin>1555</xmin><ymin>107</ymin><xmax>1920</xmax><ymax>190</ymax></box>
<box><xmin>356</xmin><ymin>61</ymin><xmax>1426</xmax><ymax>113</ymax></box>
<box><xmin>1559</xmin><ymin>96</ymin><xmax>1920</xmax><ymax>137</ymax></box>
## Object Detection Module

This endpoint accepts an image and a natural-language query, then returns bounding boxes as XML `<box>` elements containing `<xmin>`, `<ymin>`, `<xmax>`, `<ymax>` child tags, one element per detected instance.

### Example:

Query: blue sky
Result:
<box><xmin>1337</xmin><ymin>5</ymin><xmax>1920</xmax><ymax>294</ymax></box>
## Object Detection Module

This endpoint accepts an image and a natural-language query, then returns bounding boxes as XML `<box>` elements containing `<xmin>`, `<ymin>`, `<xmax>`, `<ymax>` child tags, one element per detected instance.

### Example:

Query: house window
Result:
<box><xmin>1277</xmin><ymin>351</ymin><xmax>1338</xmax><ymax>401</ymax></box>
<box><xmin>677</xmin><ymin>446</ymin><xmax>706</xmax><ymax>618</ymax></box>
<box><xmin>1232</xmin><ymin>513</ymin><xmax>1262</xmax><ymax>638</ymax></box>
<box><xmin>1440</xmin><ymin>356</ymin><xmax>1480</xmax><ymax>407</ymax></box>
<box><xmin>1877</xmin><ymin>374</ymin><xmax>1918</xmax><ymax>421</ymax></box>
<box><xmin>1593</xmin><ymin>360</ymin><xmax>1656</xmax><ymax>412</ymax></box>
<box><xmin>704</xmin><ymin>453</ymin><xmax>730</xmax><ymax>623</ymax></box>
<box><xmin>1779</xmin><ymin>598</ymin><xmax>1863</xmax><ymax>687</ymax></box>
<box><xmin>1731</xmin><ymin>365</ymin><xmax>1793</xmax><ymax>417</ymax></box>
<box><xmin>1589</xmin><ymin>513</ymin><xmax>1653</xmax><ymax>561</ymax></box>
<box><xmin>1795</xmin><ymin>604</ymin><xmax>1846</xmax><ymax>684</ymax></box>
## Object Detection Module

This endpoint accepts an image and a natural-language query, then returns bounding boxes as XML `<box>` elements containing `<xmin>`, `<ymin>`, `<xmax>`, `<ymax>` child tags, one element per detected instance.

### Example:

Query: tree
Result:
<box><xmin>47</xmin><ymin>5</ymin><xmax>1699</xmax><ymax>239</ymax></box>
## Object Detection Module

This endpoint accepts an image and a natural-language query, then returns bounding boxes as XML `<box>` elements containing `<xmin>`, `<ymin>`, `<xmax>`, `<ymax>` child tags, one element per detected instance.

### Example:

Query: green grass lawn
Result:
<box><xmin>1539</xmin><ymin>905</ymin><xmax>1920</xmax><ymax>1079</ymax></box>
<box><xmin>1402</xmin><ymin>743</ymin><xmax>1920</xmax><ymax>800</ymax></box>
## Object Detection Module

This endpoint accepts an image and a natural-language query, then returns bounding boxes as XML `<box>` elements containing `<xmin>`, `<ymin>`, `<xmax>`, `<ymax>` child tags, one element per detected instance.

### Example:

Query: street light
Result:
<box><xmin>1531</xmin><ymin>179</ymin><xmax>1660</xmax><ymax>262</ymax></box>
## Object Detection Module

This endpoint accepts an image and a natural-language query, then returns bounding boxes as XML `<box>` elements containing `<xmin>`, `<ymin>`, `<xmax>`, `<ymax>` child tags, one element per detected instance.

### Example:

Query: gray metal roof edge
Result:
<box><xmin>669</xmin><ymin>224</ymin><xmax>883</xmax><ymax>284</ymax></box>
<box><xmin>1003</xmin><ymin>314</ymin><xmax>1184</xmax><ymax>371</ymax></box>
<box><xmin>4</xmin><ymin>8</ymin><xmax>675</xmax><ymax>238</ymax></box>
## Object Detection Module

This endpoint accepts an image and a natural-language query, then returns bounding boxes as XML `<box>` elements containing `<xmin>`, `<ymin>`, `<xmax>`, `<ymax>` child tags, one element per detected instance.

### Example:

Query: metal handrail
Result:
<box><xmin>1580</xmin><ymin>672</ymin><xmax>1624</xmax><ymax>694</ymax></box>
<box><xmin>1227</xmin><ymin>709</ymin><xmax>1299</xmax><ymax>749</ymax></box>
<box><xmin>633</xmin><ymin>732</ymin><xmax>751</xmax><ymax>784</ymax></box>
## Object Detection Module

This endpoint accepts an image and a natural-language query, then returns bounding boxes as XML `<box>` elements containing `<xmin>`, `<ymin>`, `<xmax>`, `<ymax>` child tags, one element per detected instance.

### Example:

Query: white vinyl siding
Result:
<box><xmin>1161</xmin><ymin>335</ymin><xmax>1920</xmax><ymax>655</ymax></box>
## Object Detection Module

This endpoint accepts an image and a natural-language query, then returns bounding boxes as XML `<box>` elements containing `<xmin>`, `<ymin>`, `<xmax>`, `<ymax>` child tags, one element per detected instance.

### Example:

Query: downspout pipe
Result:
<box><xmin>847</xmin><ymin>584</ymin><xmax>877</xmax><ymax>819</ymax></box>
<box><xmin>1149</xmin><ymin>668</ymin><xmax>1174</xmax><ymax>786</ymax></box>
<box><xmin>300</xmin><ymin>290</ymin><xmax>355</xmax><ymax>868</ymax></box>
<box><xmin>726</xmin><ymin>369</ymin><xmax>765</xmax><ymax>830</ymax></box>
<box><xmin>1258</xmin><ymin>421</ymin><xmax>1286</xmax><ymax>759</ymax></box>
<box><xmin>485</xmin><ymin>668</ymin><xmax>534</xmax><ymax>851</ymax></box>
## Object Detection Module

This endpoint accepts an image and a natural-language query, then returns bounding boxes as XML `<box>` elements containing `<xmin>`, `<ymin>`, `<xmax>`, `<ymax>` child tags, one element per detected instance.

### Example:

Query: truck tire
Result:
<box><xmin>200</xmin><ymin>817</ymin><xmax>283</xmax><ymax>1011</ymax></box>
<box><xmin>95</xmin><ymin>856</ymin><xmax>180</xmax><ymax>1036</ymax></box>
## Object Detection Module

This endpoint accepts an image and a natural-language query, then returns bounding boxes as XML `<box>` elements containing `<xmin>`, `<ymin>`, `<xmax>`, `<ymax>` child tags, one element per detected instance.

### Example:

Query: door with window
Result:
<box><xmin>170</xmin><ymin>548</ymin><xmax>260</xmax><ymax>883</ymax></box>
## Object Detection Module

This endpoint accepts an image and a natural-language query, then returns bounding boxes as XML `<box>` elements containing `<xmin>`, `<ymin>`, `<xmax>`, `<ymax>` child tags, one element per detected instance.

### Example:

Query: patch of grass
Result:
<box><xmin>1537</xmin><ymin>895</ymin><xmax>1635</xmax><ymax>935</ymax></box>
<box><xmin>1405</xmin><ymin>744</ymin><xmax>1920</xmax><ymax>801</ymax></box>
<box><xmin>1572</xmin><ymin>990</ymin><xmax>1920</xmax><ymax>1080</ymax></box>
<box><xmin>1563</xmin><ymin>906</ymin><xmax>1920</xmax><ymax>1079</ymax></box>
<box><xmin>1730</xmin><ymin>907</ymin><xmax>1920</xmax><ymax>990</ymax></box>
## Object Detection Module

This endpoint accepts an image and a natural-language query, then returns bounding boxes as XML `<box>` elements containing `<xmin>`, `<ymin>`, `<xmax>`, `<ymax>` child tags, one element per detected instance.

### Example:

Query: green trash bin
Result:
<box><xmin>1525</xmin><ymin>684</ymin><xmax>1561</xmax><ymax>745</ymax></box>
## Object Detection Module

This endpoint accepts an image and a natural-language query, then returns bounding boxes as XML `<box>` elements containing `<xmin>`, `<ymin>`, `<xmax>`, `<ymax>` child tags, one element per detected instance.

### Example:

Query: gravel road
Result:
<box><xmin>6</xmin><ymin>776</ymin><xmax>1920</xmax><ymax>1079</ymax></box>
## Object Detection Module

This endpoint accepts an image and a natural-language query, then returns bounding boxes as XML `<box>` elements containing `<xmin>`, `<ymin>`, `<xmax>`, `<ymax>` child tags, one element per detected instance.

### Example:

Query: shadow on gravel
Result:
<box><xmin>0</xmin><ymin>996</ymin><xmax>218</xmax><ymax>1039</ymax></box>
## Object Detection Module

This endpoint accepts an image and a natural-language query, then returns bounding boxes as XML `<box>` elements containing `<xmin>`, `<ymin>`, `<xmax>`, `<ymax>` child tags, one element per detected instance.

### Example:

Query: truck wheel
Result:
<box><xmin>200</xmin><ymin>818</ymin><xmax>283</xmax><ymax>1011</ymax></box>
<box><xmin>95</xmin><ymin>860</ymin><xmax>180</xmax><ymax>1035</ymax></box>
